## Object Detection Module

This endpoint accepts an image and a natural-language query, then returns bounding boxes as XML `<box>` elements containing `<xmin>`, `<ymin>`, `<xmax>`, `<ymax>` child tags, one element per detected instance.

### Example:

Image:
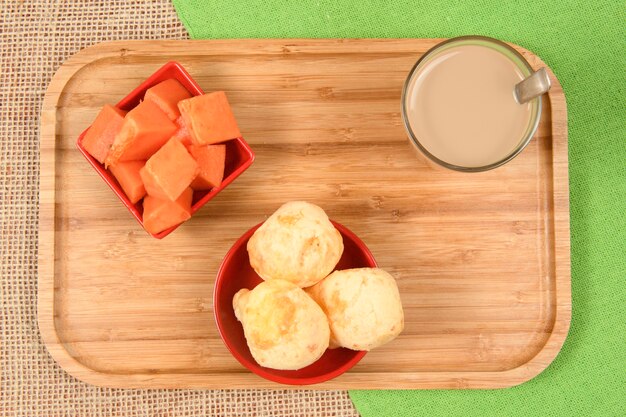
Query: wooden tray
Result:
<box><xmin>39</xmin><ymin>39</ymin><xmax>571</xmax><ymax>389</ymax></box>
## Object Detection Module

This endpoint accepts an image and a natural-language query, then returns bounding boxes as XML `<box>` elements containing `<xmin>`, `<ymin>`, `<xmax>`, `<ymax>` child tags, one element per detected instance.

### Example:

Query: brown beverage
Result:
<box><xmin>404</xmin><ymin>44</ymin><xmax>534</xmax><ymax>169</ymax></box>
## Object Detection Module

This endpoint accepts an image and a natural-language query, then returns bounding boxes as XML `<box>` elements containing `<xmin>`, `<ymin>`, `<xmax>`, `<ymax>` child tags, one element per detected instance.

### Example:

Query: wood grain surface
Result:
<box><xmin>38</xmin><ymin>39</ymin><xmax>570</xmax><ymax>389</ymax></box>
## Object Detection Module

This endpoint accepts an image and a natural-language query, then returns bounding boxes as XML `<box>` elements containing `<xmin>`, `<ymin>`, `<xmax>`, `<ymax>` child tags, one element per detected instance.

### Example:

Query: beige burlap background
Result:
<box><xmin>0</xmin><ymin>1</ymin><xmax>359</xmax><ymax>415</ymax></box>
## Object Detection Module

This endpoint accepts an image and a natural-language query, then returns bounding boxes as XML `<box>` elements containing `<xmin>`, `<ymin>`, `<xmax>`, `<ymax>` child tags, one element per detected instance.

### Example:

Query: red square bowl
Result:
<box><xmin>76</xmin><ymin>61</ymin><xmax>255</xmax><ymax>239</ymax></box>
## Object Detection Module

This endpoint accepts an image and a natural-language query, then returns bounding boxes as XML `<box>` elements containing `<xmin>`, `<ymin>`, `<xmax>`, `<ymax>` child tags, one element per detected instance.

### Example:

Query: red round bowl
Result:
<box><xmin>213</xmin><ymin>220</ymin><xmax>375</xmax><ymax>385</ymax></box>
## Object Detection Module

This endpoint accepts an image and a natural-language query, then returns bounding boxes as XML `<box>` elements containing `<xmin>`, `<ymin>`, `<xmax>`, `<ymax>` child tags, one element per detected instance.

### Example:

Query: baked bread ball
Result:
<box><xmin>247</xmin><ymin>201</ymin><xmax>344</xmax><ymax>288</ymax></box>
<box><xmin>233</xmin><ymin>280</ymin><xmax>330</xmax><ymax>370</ymax></box>
<box><xmin>306</xmin><ymin>268</ymin><xmax>404</xmax><ymax>351</ymax></box>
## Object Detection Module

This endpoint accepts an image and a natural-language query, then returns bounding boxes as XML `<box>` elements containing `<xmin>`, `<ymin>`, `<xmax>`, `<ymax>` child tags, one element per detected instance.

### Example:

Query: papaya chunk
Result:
<box><xmin>140</xmin><ymin>138</ymin><xmax>198</xmax><ymax>201</ymax></box>
<box><xmin>178</xmin><ymin>91</ymin><xmax>241</xmax><ymax>145</ymax></box>
<box><xmin>109</xmin><ymin>160</ymin><xmax>146</xmax><ymax>204</ymax></box>
<box><xmin>144</xmin><ymin>79</ymin><xmax>192</xmax><ymax>121</ymax></box>
<box><xmin>81</xmin><ymin>104</ymin><xmax>126</xmax><ymax>164</ymax></box>
<box><xmin>106</xmin><ymin>99</ymin><xmax>176</xmax><ymax>166</ymax></box>
<box><xmin>188</xmin><ymin>144</ymin><xmax>225</xmax><ymax>190</ymax></box>
<box><xmin>143</xmin><ymin>187</ymin><xmax>193</xmax><ymax>235</ymax></box>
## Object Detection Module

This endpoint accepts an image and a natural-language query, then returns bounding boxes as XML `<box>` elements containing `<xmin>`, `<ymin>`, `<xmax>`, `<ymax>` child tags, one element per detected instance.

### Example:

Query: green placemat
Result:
<box><xmin>171</xmin><ymin>1</ymin><xmax>625</xmax><ymax>416</ymax></box>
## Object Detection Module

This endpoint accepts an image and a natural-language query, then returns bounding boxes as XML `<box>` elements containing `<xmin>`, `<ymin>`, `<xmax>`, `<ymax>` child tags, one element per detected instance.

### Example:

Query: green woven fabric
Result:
<box><xmin>171</xmin><ymin>1</ymin><xmax>625</xmax><ymax>415</ymax></box>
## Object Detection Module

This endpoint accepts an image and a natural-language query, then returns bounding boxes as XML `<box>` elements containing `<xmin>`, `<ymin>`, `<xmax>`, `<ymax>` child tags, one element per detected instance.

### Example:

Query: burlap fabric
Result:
<box><xmin>0</xmin><ymin>1</ymin><xmax>358</xmax><ymax>415</ymax></box>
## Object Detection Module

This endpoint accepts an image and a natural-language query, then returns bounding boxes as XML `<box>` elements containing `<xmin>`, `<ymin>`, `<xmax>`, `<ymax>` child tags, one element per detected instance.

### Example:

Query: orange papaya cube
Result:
<box><xmin>178</xmin><ymin>91</ymin><xmax>241</xmax><ymax>145</ymax></box>
<box><xmin>172</xmin><ymin>115</ymin><xmax>193</xmax><ymax>147</ymax></box>
<box><xmin>109</xmin><ymin>160</ymin><xmax>147</xmax><ymax>204</ymax></box>
<box><xmin>81</xmin><ymin>105</ymin><xmax>126</xmax><ymax>164</ymax></box>
<box><xmin>144</xmin><ymin>79</ymin><xmax>192</xmax><ymax>121</ymax></box>
<box><xmin>188</xmin><ymin>144</ymin><xmax>226</xmax><ymax>190</ymax></box>
<box><xmin>106</xmin><ymin>99</ymin><xmax>176</xmax><ymax>166</ymax></box>
<box><xmin>142</xmin><ymin>187</ymin><xmax>193</xmax><ymax>235</ymax></box>
<box><xmin>139</xmin><ymin>138</ymin><xmax>198</xmax><ymax>201</ymax></box>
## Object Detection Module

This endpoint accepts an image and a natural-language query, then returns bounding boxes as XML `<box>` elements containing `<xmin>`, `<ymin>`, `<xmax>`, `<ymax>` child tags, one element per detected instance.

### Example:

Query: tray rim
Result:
<box><xmin>38</xmin><ymin>38</ymin><xmax>571</xmax><ymax>389</ymax></box>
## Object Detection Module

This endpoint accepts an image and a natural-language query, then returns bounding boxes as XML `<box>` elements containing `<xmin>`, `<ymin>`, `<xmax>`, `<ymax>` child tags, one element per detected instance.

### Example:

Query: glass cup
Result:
<box><xmin>401</xmin><ymin>36</ymin><xmax>542</xmax><ymax>172</ymax></box>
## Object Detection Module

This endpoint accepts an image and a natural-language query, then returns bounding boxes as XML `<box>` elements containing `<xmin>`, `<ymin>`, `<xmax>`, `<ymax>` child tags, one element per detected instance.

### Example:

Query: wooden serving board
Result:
<box><xmin>39</xmin><ymin>39</ymin><xmax>570</xmax><ymax>389</ymax></box>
